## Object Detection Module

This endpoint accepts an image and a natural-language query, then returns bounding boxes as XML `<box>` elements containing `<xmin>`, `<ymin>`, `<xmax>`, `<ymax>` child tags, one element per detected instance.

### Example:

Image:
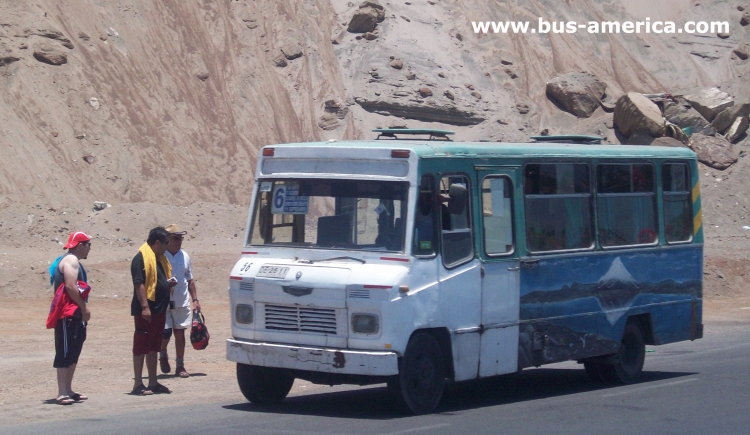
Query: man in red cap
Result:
<box><xmin>52</xmin><ymin>231</ymin><xmax>92</xmax><ymax>405</ymax></box>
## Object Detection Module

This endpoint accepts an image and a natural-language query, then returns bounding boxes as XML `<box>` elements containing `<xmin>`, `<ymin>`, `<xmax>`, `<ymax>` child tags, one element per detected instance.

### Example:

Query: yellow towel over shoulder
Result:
<box><xmin>138</xmin><ymin>243</ymin><xmax>172</xmax><ymax>301</ymax></box>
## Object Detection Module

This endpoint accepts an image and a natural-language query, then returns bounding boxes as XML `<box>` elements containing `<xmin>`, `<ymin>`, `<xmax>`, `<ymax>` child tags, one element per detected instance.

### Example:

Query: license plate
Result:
<box><xmin>257</xmin><ymin>266</ymin><xmax>289</xmax><ymax>279</ymax></box>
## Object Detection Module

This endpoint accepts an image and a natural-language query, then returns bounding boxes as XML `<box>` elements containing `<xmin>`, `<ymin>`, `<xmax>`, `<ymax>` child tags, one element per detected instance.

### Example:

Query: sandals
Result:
<box><xmin>149</xmin><ymin>383</ymin><xmax>172</xmax><ymax>394</ymax></box>
<box><xmin>55</xmin><ymin>395</ymin><xmax>75</xmax><ymax>405</ymax></box>
<box><xmin>131</xmin><ymin>384</ymin><xmax>153</xmax><ymax>396</ymax></box>
<box><xmin>175</xmin><ymin>366</ymin><xmax>190</xmax><ymax>378</ymax></box>
<box><xmin>70</xmin><ymin>393</ymin><xmax>88</xmax><ymax>401</ymax></box>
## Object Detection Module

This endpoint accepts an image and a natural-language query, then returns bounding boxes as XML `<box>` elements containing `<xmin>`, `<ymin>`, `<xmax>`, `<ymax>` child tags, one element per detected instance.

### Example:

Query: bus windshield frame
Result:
<box><xmin>247</xmin><ymin>178</ymin><xmax>409</xmax><ymax>253</ymax></box>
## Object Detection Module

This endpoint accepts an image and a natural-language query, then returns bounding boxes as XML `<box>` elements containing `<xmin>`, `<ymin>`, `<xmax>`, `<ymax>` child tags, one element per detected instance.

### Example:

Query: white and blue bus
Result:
<box><xmin>227</xmin><ymin>130</ymin><xmax>703</xmax><ymax>414</ymax></box>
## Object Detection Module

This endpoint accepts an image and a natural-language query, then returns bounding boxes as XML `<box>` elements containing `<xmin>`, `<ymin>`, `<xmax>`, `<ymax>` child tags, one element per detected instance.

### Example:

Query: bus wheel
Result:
<box><xmin>388</xmin><ymin>332</ymin><xmax>446</xmax><ymax>414</ymax></box>
<box><xmin>601</xmin><ymin>321</ymin><xmax>646</xmax><ymax>384</ymax></box>
<box><xmin>236</xmin><ymin>363</ymin><xmax>294</xmax><ymax>405</ymax></box>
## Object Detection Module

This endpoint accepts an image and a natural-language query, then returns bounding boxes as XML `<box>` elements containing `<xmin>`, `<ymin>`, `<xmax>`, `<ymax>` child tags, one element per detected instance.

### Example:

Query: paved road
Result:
<box><xmin>7</xmin><ymin>322</ymin><xmax>749</xmax><ymax>435</ymax></box>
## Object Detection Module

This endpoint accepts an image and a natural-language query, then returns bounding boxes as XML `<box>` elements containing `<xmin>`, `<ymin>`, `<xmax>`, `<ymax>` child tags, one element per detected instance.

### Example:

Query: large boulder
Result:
<box><xmin>711</xmin><ymin>103</ymin><xmax>750</xmax><ymax>133</ymax></box>
<box><xmin>613</xmin><ymin>92</ymin><xmax>666</xmax><ymax>138</ymax></box>
<box><xmin>348</xmin><ymin>6</ymin><xmax>380</xmax><ymax>33</ymax></box>
<box><xmin>360</xmin><ymin>0</ymin><xmax>385</xmax><ymax>22</ymax></box>
<box><xmin>683</xmin><ymin>87</ymin><xmax>734</xmax><ymax>121</ymax></box>
<box><xmin>688</xmin><ymin>134</ymin><xmax>739</xmax><ymax>169</ymax></box>
<box><xmin>545</xmin><ymin>72</ymin><xmax>606</xmax><ymax>118</ymax></box>
<box><xmin>663</xmin><ymin>98</ymin><xmax>716</xmax><ymax>135</ymax></box>
<box><xmin>33</xmin><ymin>49</ymin><xmax>67</xmax><ymax>65</ymax></box>
<box><xmin>725</xmin><ymin>116</ymin><xmax>749</xmax><ymax>143</ymax></box>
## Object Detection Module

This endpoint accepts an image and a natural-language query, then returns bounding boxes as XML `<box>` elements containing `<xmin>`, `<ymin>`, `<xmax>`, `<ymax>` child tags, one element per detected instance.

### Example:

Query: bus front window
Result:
<box><xmin>248</xmin><ymin>179</ymin><xmax>408</xmax><ymax>252</ymax></box>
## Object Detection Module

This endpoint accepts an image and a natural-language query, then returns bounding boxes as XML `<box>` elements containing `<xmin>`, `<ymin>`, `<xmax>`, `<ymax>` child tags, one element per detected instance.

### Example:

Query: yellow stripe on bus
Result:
<box><xmin>692</xmin><ymin>182</ymin><xmax>700</xmax><ymax>203</ymax></box>
<box><xmin>693</xmin><ymin>211</ymin><xmax>702</xmax><ymax>236</ymax></box>
<box><xmin>692</xmin><ymin>182</ymin><xmax>702</xmax><ymax>236</ymax></box>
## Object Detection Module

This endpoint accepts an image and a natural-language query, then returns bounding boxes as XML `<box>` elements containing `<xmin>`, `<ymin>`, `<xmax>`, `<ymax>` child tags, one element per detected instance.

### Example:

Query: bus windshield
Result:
<box><xmin>248</xmin><ymin>179</ymin><xmax>408</xmax><ymax>252</ymax></box>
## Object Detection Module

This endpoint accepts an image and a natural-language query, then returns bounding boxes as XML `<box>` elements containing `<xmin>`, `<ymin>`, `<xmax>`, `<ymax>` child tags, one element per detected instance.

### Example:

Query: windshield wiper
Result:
<box><xmin>312</xmin><ymin>256</ymin><xmax>366</xmax><ymax>264</ymax></box>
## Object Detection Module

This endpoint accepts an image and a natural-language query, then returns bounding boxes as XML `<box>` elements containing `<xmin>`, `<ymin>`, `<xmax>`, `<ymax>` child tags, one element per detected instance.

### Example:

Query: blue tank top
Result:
<box><xmin>52</xmin><ymin>253</ymin><xmax>87</xmax><ymax>293</ymax></box>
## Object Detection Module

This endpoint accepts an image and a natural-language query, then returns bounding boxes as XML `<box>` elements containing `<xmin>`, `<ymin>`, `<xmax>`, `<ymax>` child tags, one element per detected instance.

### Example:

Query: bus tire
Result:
<box><xmin>236</xmin><ymin>363</ymin><xmax>294</xmax><ymax>405</ymax></box>
<box><xmin>388</xmin><ymin>332</ymin><xmax>446</xmax><ymax>414</ymax></box>
<box><xmin>601</xmin><ymin>321</ymin><xmax>646</xmax><ymax>384</ymax></box>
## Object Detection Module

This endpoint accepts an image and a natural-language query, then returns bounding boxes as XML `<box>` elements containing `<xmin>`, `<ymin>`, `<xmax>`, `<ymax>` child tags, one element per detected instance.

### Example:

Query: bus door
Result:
<box><xmin>476</xmin><ymin>169</ymin><xmax>520</xmax><ymax>377</ymax></box>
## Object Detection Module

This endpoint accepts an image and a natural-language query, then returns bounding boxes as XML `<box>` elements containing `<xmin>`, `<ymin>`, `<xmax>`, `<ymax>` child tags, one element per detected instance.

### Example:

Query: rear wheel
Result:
<box><xmin>388</xmin><ymin>332</ymin><xmax>446</xmax><ymax>414</ymax></box>
<box><xmin>236</xmin><ymin>363</ymin><xmax>294</xmax><ymax>405</ymax></box>
<box><xmin>600</xmin><ymin>321</ymin><xmax>646</xmax><ymax>384</ymax></box>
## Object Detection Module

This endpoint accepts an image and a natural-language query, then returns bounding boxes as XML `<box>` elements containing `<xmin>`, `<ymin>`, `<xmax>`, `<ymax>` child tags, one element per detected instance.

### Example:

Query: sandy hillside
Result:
<box><xmin>0</xmin><ymin>0</ymin><xmax>749</xmax><ymax>425</ymax></box>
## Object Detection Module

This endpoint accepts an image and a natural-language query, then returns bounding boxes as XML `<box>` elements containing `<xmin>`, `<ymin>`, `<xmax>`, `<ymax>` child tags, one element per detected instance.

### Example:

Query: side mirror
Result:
<box><xmin>447</xmin><ymin>183</ymin><xmax>467</xmax><ymax>215</ymax></box>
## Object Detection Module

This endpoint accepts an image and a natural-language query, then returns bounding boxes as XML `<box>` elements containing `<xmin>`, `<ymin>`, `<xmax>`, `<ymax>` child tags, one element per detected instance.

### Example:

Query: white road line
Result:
<box><xmin>740</xmin><ymin>307</ymin><xmax>750</xmax><ymax>310</ymax></box>
<box><xmin>600</xmin><ymin>377</ymin><xmax>698</xmax><ymax>398</ymax></box>
<box><xmin>386</xmin><ymin>423</ymin><xmax>452</xmax><ymax>435</ymax></box>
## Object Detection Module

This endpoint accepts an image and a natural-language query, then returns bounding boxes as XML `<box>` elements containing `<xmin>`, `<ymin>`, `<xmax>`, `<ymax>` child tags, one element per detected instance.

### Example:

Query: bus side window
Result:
<box><xmin>440</xmin><ymin>176</ymin><xmax>473</xmax><ymax>267</ymax></box>
<box><xmin>597</xmin><ymin>163</ymin><xmax>657</xmax><ymax>247</ymax></box>
<box><xmin>663</xmin><ymin>163</ymin><xmax>693</xmax><ymax>243</ymax></box>
<box><xmin>413</xmin><ymin>175</ymin><xmax>437</xmax><ymax>256</ymax></box>
<box><xmin>524</xmin><ymin>163</ymin><xmax>593</xmax><ymax>252</ymax></box>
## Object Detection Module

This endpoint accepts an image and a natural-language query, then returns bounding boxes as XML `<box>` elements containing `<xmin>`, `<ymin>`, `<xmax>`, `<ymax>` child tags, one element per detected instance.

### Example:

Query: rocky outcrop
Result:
<box><xmin>688</xmin><ymin>134</ymin><xmax>738</xmax><ymax>169</ymax></box>
<box><xmin>354</xmin><ymin>96</ymin><xmax>485</xmax><ymax>126</ymax></box>
<box><xmin>0</xmin><ymin>56</ymin><xmax>21</xmax><ymax>67</ymax></box>
<box><xmin>33</xmin><ymin>49</ymin><xmax>67</xmax><ymax>65</ymax></box>
<box><xmin>19</xmin><ymin>28</ymin><xmax>74</xmax><ymax>49</ymax></box>
<box><xmin>725</xmin><ymin>116</ymin><xmax>749</xmax><ymax>143</ymax></box>
<box><xmin>663</xmin><ymin>98</ymin><xmax>715</xmax><ymax>136</ymax></box>
<box><xmin>280</xmin><ymin>42</ymin><xmax>303</xmax><ymax>60</ymax></box>
<box><xmin>613</xmin><ymin>92</ymin><xmax>665</xmax><ymax>138</ymax></box>
<box><xmin>683</xmin><ymin>87</ymin><xmax>734</xmax><ymax>121</ymax></box>
<box><xmin>272</xmin><ymin>54</ymin><xmax>287</xmax><ymax>67</ymax></box>
<box><xmin>545</xmin><ymin>72</ymin><xmax>606</xmax><ymax>118</ymax></box>
<box><xmin>347</xmin><ymin>1</ymin><xmax>385</xmax><ymax>33</ymax></box>
<box><xmin>650</xmin><ymin>137</ymin><xmax>686</xmax><ymax>147</ymax></box>
<box><xmin>712</xmin><ymin>103</ymin><xmax>750</xmax><ymax>133</ymax></box>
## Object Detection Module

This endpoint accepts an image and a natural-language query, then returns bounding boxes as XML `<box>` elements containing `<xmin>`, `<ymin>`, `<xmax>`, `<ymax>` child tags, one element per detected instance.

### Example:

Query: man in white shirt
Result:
<box><xmin>159</xmin><ymin>224</ymin><xmax>201</xmax><ymax>378</ymax></box>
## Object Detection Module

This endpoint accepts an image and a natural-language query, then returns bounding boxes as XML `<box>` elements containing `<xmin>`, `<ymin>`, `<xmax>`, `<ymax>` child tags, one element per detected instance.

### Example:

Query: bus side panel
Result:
<box><xmin>518</xmin><ymin>246</ymin><xmax>702</xmax><ymax>368</ymax></box>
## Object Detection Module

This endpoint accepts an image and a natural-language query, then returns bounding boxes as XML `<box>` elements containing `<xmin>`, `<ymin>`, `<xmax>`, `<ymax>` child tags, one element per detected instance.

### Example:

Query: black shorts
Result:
<box><xmin>54</xmin><ymin>317</ymin><xmax>87</xmax><ymax>368</ymax></box>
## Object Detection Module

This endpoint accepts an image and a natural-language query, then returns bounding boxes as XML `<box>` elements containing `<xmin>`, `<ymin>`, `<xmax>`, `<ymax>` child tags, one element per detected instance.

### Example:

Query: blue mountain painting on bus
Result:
<box><xmin>517</xmin><ymin>248</ymin><xmax>702</xmax><ymax>368</ymax></box>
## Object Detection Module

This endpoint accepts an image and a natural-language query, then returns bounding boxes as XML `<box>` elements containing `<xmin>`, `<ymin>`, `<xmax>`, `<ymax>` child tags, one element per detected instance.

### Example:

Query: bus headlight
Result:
<box><xmin>235</xmin><ymin>304</ymin><xmax>254</xmax><ymax>324</ymax></box>
<box><xmin>351</xmin><ymin>314</ymin><xmax>379</xmax><ymax>334</ymax></box>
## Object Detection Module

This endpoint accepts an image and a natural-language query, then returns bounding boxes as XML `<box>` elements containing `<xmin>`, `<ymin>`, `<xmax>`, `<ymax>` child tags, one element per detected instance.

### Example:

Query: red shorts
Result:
<box><xmin>133</xmin><ymin>312</ymin><xmax>166</xmax><ymax>356</ymax></box>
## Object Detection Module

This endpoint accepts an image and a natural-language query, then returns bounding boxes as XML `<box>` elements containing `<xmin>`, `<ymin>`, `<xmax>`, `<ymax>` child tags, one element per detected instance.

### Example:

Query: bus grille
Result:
<box><xmin>264</xmin><ymin>304</ymin><xmax>337</xmax><ymax>334</ymax></box>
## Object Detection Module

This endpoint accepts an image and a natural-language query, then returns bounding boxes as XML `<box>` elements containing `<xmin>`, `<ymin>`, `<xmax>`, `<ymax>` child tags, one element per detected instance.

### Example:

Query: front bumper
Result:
<box><xmin>226</xmin><ymin>338</ymin><xmax>399</xmax><ymax>376</ymax></box>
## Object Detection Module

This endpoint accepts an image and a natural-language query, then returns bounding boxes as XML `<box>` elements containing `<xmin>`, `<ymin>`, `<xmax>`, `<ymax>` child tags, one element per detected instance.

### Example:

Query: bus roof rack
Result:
<box><xmin>529</xmin><ymin>134</ymin><xmax>605</xmax><ymax>144</ymax></box>
<box><xmin>373</xmin><ymin>128</ymin><xmax>455</xmax><ymax>141</ymax></box>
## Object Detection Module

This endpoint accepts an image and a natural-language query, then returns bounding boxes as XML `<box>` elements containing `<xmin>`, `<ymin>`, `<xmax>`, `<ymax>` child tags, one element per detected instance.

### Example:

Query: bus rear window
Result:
<box><xmin>663</xmin><ymin>163</ymin><xmax>693</xmax><ymax>243</ymax></box>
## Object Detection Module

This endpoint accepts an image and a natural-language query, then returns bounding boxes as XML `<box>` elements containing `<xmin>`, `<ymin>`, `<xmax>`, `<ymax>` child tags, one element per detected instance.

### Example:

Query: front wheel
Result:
<box><xmin>600</xmin><ymin>321</ymin><xmax>646</xmax><ymax>384</ymax></box>
<box><xmin>388</xmin><ymin>332</ymin><xmax>446</xmax><ymax>414</ymax></box>
<box><xmin>236</xmin><ymin>364</ymin><xmax>294</xmax><ymax>405</ymax></box>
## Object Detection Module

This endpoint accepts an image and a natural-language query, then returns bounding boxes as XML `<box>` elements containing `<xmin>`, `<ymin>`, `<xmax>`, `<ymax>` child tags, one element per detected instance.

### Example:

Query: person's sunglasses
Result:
<box><xmin>170</xmin><ymin>236</ymin><xmax>184</xmax><ymax>241</ymax></box>
<box><xmin>80</xmin><ymin>242</ymin><xmax>91</xmax><ymax>247</ymax></box>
